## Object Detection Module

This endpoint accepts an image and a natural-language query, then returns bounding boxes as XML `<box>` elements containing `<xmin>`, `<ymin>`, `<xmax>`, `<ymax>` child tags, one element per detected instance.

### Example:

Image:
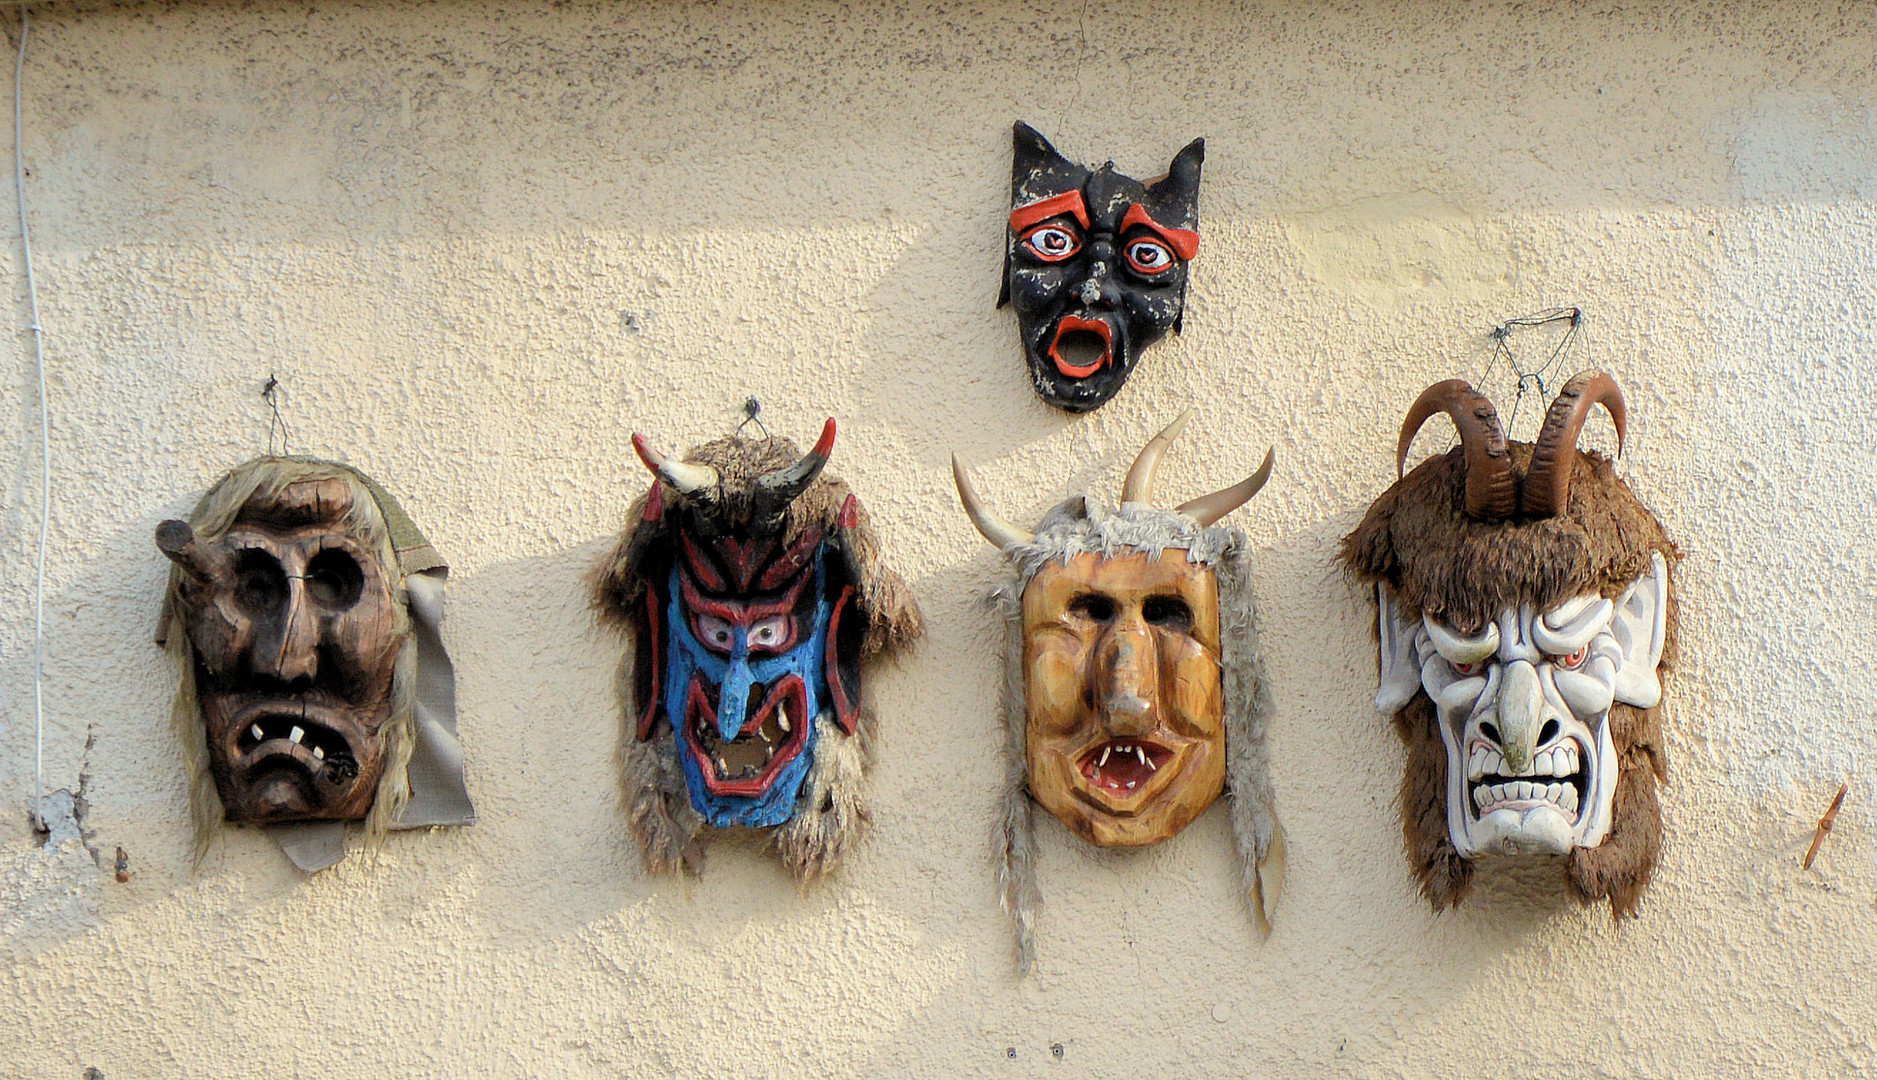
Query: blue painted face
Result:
<box><xmin>663</xmin><ymin>548</ymin><xmax>833</xmax><ymax>828</ymax></box>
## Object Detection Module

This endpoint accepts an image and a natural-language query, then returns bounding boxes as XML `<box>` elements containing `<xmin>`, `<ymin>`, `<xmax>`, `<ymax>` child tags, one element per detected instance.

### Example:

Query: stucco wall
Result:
<box><xmin>2</xmin><ymin>1</ymin><xmax>1874</xmax><ymax>1075</ymax></box>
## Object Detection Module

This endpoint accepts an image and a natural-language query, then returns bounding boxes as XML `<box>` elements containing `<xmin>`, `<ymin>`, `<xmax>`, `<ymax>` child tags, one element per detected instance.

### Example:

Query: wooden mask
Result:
<box><xmin>1342</xmin><ymin>372</ymin><xmax>1677</xmax><ymax>916</ymax></box>
<box><xmin>955</xmin><ymin>411</ymin><xmax>1283</xmax><ymax>970</ymax></box>
<box><xmin>593</xmin><ymin>419</ymin><xmax>923</xmax><ymax>881</ymax></box>
<box><xmin>157</xmin><ymin>457</ymin><xmax>475</xmax><ymax>872</ymax></box>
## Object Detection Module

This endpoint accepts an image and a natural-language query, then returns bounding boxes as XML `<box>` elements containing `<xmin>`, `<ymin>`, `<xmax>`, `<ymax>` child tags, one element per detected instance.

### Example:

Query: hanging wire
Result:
<box><xmin>262</xmin><ymin>373</ymin><xmax>292</xmax><ymax>455</ymax></box>
<box><xmin>734</xmin><ymin>395</ymin><xmax>771</xmax><ymax>439</ymax></box>
<box><xmin>1470</xmin><ymin>307</ymin><xmax>1582</xmax><ymax>435</ymax></box>
<box><xmin>15</xmin><ymin>5</ymin><xmax>49</xmax><ymax>831</ymax></box>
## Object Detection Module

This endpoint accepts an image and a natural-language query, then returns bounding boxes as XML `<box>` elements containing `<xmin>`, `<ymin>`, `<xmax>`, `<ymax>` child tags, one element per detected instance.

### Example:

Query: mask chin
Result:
<box><xmin>1024</xmin><ymin>314</ymin><xmax>1133</xmax><ymax>413</ymax></box>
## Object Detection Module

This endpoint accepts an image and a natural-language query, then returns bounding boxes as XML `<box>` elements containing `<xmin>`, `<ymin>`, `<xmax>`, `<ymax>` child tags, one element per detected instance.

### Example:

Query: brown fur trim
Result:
<box><xmin>1396</xmin><ymin>694</ymin><xmax>1473</xmax><ymax>909</ymax></box>
<box><xmin>1342</xmin><ymin>444</ymin><xmax>1678</xmax><ymax>633</ymax></box>
<box><xmin>1566</xmin><ymin>737</ymin><xmax>1661</xmax><ymax>917</ymax></box>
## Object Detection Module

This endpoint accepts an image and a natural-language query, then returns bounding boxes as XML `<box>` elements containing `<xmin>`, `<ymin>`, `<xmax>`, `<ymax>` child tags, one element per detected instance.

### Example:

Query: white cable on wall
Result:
<box><xmin>14</xmin><ymin>5</ymin><xmax>49</xmax><ymax>831</ymax></box>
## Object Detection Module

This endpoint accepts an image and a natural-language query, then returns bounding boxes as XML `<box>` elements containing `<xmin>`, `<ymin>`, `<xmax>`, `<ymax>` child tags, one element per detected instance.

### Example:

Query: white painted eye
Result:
<box><xmin>748</xmin><ymin>615</ymin><xmax>790</xmax><ymax>649</ymax></box>
<box><xmin>1022</xmin><ymin>224</ymin><xmax>1081</xmax><ymax>262</ymax></box>
<box><xmin>1125</xmin><ymin>239</ymin><xmax>1174</xmax><ymax>274</ymax></box>
<box><xmin>1548</xmin><ymin>645</ymin><xmax>1590</xmax><ymax>670</ymax></box>
<box><xmin>695</xmin><ymin>614</ymin><xmax>734</xmax><ymax>650</ymax></box>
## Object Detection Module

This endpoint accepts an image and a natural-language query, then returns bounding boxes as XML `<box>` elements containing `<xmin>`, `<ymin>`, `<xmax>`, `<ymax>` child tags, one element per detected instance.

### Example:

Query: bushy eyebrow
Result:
<box><xmin>1120</xmin><ymin>204</ymin><xmax>1199</xmax><ymax>260</ymax></box>
<box><xmin>1009</xmin><ymin>190</ymin><xmax>1090</xmax><ymax>233</ymax></box>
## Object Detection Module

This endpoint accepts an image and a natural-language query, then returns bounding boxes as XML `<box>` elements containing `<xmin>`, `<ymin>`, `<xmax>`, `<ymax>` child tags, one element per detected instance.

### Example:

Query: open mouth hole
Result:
<box><xmin>1052</xmin><ymin>329</ymin><xmax>1109</xmax><ymax>374</ymax></box>
<box><xmin>237</xmin><ymin>715</ymin><xmax>356</xmax><ymax>778</ymax></box>
<box><xmin>1467</xmin><ymin>737</ymin><xmax>1588</xmax><ymax>823</ymax></box>
<box><xmin>692</xmin><ymin>694</ymin><xmax>799</xmax><ymax>783</ymax></box>
<box><xmin>1078</xmin><ymin>740</ymin><xmax>1172</xmax><ymax>794</ymax></box>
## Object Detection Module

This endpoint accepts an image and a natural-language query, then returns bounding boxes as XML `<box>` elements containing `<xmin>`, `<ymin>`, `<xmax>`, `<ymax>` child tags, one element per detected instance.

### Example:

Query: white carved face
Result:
<box><xmin>1376</xmin><ymin>553</ymin><xmax>1668</xmax><ymax>858</ymax></box>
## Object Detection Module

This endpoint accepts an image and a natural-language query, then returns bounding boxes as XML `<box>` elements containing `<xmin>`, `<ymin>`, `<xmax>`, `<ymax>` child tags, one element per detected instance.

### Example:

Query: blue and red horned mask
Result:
<box><xmin>1000</xmin><ymin>121</ymin><xmax>1204</xmax><ymax>413</ymax></box>
<box><xmin>594</xmin><ymin>420</ymin><xmax>921</xmax><ymax>879</ymax></box>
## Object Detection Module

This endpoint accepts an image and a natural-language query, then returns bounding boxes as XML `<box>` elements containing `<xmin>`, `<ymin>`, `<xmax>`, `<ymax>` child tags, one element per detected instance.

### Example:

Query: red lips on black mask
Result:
<box><xmin>999</xmin><ymin>121</ymin><xmax>1203</xmax><ymax>413</ymax></box>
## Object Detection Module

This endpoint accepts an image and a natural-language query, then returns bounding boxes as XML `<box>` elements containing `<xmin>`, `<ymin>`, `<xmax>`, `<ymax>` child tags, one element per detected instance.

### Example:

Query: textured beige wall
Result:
<box><xmin>2</xmin><ymin>0</ymin><xmax>1875</xmax><ymax>1075</ymax></box>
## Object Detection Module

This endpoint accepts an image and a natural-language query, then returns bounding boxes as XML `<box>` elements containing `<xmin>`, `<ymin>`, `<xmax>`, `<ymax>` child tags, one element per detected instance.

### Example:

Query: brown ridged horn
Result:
<box><xmin>1119</xmin><ymin>408</ymin><xmax>1194</xmax><ymax>506</ymax></box>
<box><xmin>1397</xmin><ymin>379</ymin><xmax>1518</xmax><ymax>520</ymax></box>
<box><xmin>1519</xmin><ymin>370</ymin><xmax>1626</xmax><ymax>518</ymax></box>
<box><xmin>1176</xmin><ymin>446</ymin><xmax>1274</xmax><ymax>526</ymax></box>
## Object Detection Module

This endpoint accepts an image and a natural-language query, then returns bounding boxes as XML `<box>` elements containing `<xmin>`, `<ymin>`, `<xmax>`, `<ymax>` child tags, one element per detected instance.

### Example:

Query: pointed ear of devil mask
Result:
<box><xmin>593</xmin><ymin>419</ymin><xmax>923</xmax><ymax>882</ymax></box>
<box><xmin>1341</xmin><ymin>371</ymin><xmax>1678</xmax><ymax>917</ymax></box>
<box><xmin>1000</xmin><ymin>122</ymin><xmax>1204</xmax><ymax>414</ymax></box>
<box><xmin>156</xmin><ymin>456</ymin><xmax>476</xmax><ymax>873</ymax></box>
<box><xmin>954</xmin><ymin>410</ymin><xmax>1281</xmax><ymax>973</ymax></box>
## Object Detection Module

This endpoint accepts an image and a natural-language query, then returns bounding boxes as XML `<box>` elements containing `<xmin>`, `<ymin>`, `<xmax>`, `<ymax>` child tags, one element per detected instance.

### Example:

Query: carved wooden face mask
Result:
<box><xmin>594</xmin><ymin>419</ymin><xmax>922</xmax><ymax>881</ymax></box>
<box><xmin>158</xmin><ymin>457</ymin><xmax>474</xmax><ymax>871</ymax></box>
<box><xmin>955</xmin><ymin>410</ymin><xmax>1283</xmax><ymax>969</ymax></box>
<box><xmin>1000</xmin><ymin>122</ymin><xmax>1203</xmax><ymax>414</ymax></box>
<box><xmin>1342</xmin><ymin>372</ymin><xmax>1677</xmax><ymax>916</ymax></box>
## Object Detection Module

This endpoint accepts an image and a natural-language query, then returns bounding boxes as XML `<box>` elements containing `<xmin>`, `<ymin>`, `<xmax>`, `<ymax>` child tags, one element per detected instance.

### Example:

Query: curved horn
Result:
<box><xmin>951</xmin><ymin>453</ymin><xmax>1033</xmax><ymax>549</ymax></box>
<box><xmin>754</xmin><ymin>418</ymin><xmax>837</xmax><ymax>514</ymax></box>
<box><xmin>1520</xmin><ymin>370</ymin><xmax>1626</xmax><ymax>518</ymax></box>
<box><xmin>1397</xmin><ymin>379</ymin><xmax>1518</xmax><ymax>521</ymax></box>
<box><xmin>1119</xmin><ymin>407</ymin><xmax>1194</xmax><ymax>506</ymax></box>
<box><xmin>1176</xmin><ymin>446</ymin><xmax>1274</xmax><ymax>526</ymax></box>
<box><xmin>632</xmin><ymin>434</ymin><xmax>720</xmax><ymax>497</ymax></box>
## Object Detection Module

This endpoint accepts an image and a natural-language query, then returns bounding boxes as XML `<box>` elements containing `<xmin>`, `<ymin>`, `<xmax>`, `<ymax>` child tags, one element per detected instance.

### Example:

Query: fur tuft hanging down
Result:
<box><xmin>988</xmin><ymin>500</ymin><xmax>1283</xmax><ymax>970</ymax></box>
<box><xmin>594</xmin><ymin>427</ymin><xmax>921</xmax><ymax>882</ymax></box>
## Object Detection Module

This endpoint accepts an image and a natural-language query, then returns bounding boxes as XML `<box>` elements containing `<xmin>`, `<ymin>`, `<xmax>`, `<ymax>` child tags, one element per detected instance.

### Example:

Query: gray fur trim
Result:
<box><xmin>775</xmin><ymin>712</ymin><xmax>872</xmax><ymax>882</ymax></box>
<box><xmin>622</xmin><ymin>723</ymin><xmax>706</xmax><ymax>876</ymax></box>
<box><xmin>990</xmin><ymin>501</ymin><xmax>1282</xmax><ymax>970</ymax></box>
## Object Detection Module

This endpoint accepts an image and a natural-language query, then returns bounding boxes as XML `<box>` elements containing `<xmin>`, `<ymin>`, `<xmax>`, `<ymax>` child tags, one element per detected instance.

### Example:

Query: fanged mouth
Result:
<box><xmin>1048</xmin><ymin>316</ymin><xmax>1113</xmax><ymax>378</ymax></box>
<box><xmin>1467</xmin><ymin>737</ymin><xmax>1587</xmax><ymax>823</ymax></box>
<box><xmin>683</xmin><ymin>677</ymin><xmax>810</xmax><ymax>797</ymax></box>
<box><xmin>1077</xmin><ymin>739</ymin><xmax>1174</xmax><ymax>798</ymax></box>
<box><xmin>234</xmin><ymin>710</ymin><xmax>359</xmax><ymax>783</ymax></box>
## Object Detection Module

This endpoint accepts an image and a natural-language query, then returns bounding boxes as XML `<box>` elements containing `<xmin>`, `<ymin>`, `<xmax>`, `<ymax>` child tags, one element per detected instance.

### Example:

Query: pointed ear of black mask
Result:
<box><xmin>1003</xmin><ymin>122</ymin><xmax>1088</xmax><ymax>310</ymax></box>
<box><xmin>1145</xmin><ymin>136</ymin><xmax>1204</xmax><ymax>230</ymax></box>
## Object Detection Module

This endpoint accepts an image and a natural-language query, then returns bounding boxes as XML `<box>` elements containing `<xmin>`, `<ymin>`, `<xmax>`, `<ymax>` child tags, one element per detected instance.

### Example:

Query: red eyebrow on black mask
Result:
<box><xmin>1009</xmin><ymin>190</ymin><xmax>1091</xmax><ymax>233</ymax></box>
<box><xmin>1121</xmin><ymin>204</ymin><xmax>1200</xmax><ymax>260</ymax></box>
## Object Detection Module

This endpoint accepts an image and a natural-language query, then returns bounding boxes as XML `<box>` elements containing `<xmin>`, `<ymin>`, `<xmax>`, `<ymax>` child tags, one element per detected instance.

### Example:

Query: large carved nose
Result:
<box><xmin>1098</xmin><ymin>623</ymin><xmax>1160</xmax><ymax>737</ymax></box>
<box><xmin>256</xmin><ymin>577</ymin><xmax>320</xmax><ymax>684</ymax></box>
<box><xmin>1489</xmin><ymin>660</ymin><xmax>1546</xmax><ymax>775</ymax></box>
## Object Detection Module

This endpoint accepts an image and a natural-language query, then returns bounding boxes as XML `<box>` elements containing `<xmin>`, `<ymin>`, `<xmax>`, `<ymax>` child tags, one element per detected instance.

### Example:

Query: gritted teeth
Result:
<box><xmin>690</xmin><ymin>692</ymin><xmax>802</xmax><ymax>784</ymax></box>
<box><xmin>1466</xmin><ymin>738</ymin><xmax>1589</xmax><ymax>823</ymax></box>
<box><xmin>1079</xmin><ymin>740</ymin><xmax>1170</xmax><ymax>793</ymax></box>
<box><xmin>236</xmin><ymin>714</ymin><xmax>353</xmax><ymax>770</ymax></box>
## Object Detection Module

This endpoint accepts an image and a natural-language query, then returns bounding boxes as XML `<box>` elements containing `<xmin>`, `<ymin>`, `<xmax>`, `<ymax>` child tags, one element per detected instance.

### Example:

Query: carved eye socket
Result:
<box><xmin>1141</xmin><ymin>594</ymin><xmax>1193</xmax><ymax>631</ymax></box>
<box><xmin>1021</xmin><ymin>223</ymin><xmax>1082</xmax><ymax>262</ymax></box>
<box><xmin>233</xmin><ymin>549</ymin><xmax>286</xmax><ymax>611</ymax></box>
<box><xmin>748</xmin><ymin>615</ymin><xmax>791</xmax><ymax>651</ymax></box>
<box><xmin>1069</xmin><ymin>594</ymin><xmax>1116</xmax><ymax>623</ymax></box>
<box><xmin>1124</xmin><ymin>238</ymin><xmax>1176</xmax><ymax>275</ymax></box>
<box><xmin>1549</xmin><ymin>645</ymin><xmax>1590</xmax><ymax>670</ymax></box>
<box><xmin>694</xmin><ymin>614</ymin><xmax>735</xmax><ymax>651</ymax></box>
<box><xmin>304</xmin><ymin>550</ymin><xmax>363</xmax><ymax>608</ymax></box>
<box><xmin>1450</xmin><ymin>659</ymin><xmax>1485</xmax><ymax>677</ymax></box>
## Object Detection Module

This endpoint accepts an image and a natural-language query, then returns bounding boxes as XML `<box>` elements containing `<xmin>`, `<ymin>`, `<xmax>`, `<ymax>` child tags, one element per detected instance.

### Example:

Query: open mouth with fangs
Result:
<box><xmin>1466</xmin><ymin>735</ymin><xmax>1590</xmax><ymax>824</ymax></box>
<box><xmin>1048</xmin><ymin>316</ymin><xmax>1114</xmax><ymax>378</ymax></box>
<box><xmin>1075</xmin><ymin>738</ymin><xmax>1178</xmax><ymax>809</ymax></box>
<box><xmin>682</xmin><ymin>674</ymin><xmax>811</xmax><ymax>797</ymax></box>
<box><xmin>232</xmin><ymin>707</ymin><xmax>360</xmax><ymax>785</ymax></box>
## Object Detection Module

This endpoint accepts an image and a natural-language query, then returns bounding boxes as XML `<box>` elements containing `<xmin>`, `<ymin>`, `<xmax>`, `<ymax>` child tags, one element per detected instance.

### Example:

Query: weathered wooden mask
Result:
<box><xmin>1342</xmin><ymin>372</ymin><xmax>1677</xmax><ymax>915</ymax></box>
<box><xmin>999</xmin><ymin>121</ymin><xmax>1204</xmax><ymax>414</ymax></box>
<box><xmin>955</xmin><ymin>411</ymin><xmax>1282</xmax><ymax>970</ymax></box>
<box><xmin>594</xmin><ymin>420</ymin><xmax>922</xmax><ymax>880</ymax></box>
<box><xmin>157</xmin><ymin>457</ymin><xmax>474</xmax><ymax>872</ymax></box>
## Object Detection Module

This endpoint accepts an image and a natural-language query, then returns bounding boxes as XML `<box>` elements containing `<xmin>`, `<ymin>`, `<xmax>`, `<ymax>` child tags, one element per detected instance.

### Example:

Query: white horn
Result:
<box><xmin>632</xmin><ymin>434</ymin><xmax>720</xmax><ymax>496</ymax></box>
<box><xmin>952</xmin><ymin>453</ymin><xmax>1033</xmax><ymax>549</ymax></box>
<box><xmin>1119</xmin><ymin>407</ymin><xmax>1194</xmax><ymax>506</ymax></box>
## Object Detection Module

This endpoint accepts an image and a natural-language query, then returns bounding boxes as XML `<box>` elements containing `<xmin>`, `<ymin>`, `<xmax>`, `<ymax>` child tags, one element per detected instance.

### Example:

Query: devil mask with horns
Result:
<box><xmin>1000</xmin><ymin>122</ymin><xmax>1204</xmax><ymax>414</ymax></box>
<box><xmin>1342</xmin><ymin>372</ymin><xmax>1677</xmax><ymax>915</ymax></box>
<box><xmin>156</xmin><ymin>457</ymin><xmax>475</xmax><ymax>872</ymax></box>
<box><xmin>955</xmin><ymin>411</ymin><xmax>1282</xmax><ymax>970</ymax></box>
<box><xmin>593</xmin><ymin>420</ymin><xmax>921</xmax><ymax>880</ymax></box>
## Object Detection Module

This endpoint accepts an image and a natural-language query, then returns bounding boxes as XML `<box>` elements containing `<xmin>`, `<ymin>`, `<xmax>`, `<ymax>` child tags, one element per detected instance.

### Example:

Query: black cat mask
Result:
<box><xmin>998</xmin><ymin>122</ymin><xmax>1204</xmax><ymax>413</ymax></box>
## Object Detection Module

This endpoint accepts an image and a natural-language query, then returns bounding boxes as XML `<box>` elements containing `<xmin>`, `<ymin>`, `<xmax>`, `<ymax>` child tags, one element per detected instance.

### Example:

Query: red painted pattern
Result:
<box><xmin>1009</xmin><ymin>190</ymin><xmax>1091</xmax><ymax>233</ymax></box>
<box><xmin>1120</xmin><ymin>203</ymin><xmax>1199</xmax><ymax>260</ymax></box>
